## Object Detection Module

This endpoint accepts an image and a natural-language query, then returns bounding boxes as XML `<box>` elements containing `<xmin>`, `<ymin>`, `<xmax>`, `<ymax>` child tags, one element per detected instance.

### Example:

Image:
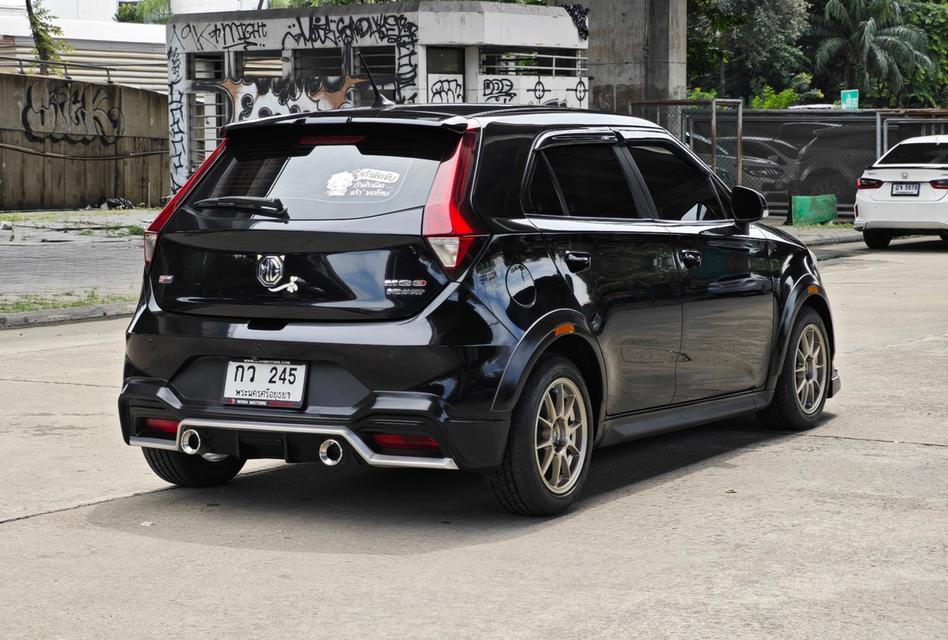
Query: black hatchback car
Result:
<box><xmin>119</xmin><ymin>105</ymin><xmax>840</xmax><ymax>515</ymax></box>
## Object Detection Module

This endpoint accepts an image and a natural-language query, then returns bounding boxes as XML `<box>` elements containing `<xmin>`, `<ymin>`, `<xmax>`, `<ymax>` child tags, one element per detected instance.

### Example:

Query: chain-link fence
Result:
<box><xmin>628</xmin><ymin>102</ymin><xmax>948</xmax><ymax>216</ymax></box>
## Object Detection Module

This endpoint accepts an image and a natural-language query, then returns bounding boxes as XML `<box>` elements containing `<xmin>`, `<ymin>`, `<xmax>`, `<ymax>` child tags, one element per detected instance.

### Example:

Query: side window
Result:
<box><xmin>628</xmin><ymin>143</ymin><xmax>727</xmax><ymax>221</ymax></box>
<box><xmin>540</xmin><ymin>144</ymin><xmax>637</xmax><ymax>219</ymax></box>
<box><xmin>528</xmin><ymin>156</ymin><xmax>564</xmax><ymax>215</ymax></box>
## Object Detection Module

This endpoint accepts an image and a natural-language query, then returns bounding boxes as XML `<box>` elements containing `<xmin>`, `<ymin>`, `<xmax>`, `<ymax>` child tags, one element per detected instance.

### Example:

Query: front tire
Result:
<box><xmin>863</xmin><ymin>229</ymin><xmax>891</xmax><ymax>249</ymax></box>
<box><xmin>142</xmin><ymin>448</ymin><xmax>245</xmax><ymax>487</ymax></box>
<box><xmin>758</xmin><ymin>307</ymin><xmax>831</xmax><ymax>431</ymax></box>
<box><xmin>486</xmin><ymin>355</ymin><xmax>594</xmax><ymax>516</ymax></box>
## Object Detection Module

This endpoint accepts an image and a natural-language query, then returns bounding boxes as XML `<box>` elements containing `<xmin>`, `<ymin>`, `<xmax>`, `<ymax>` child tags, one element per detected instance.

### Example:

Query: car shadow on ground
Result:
<box><xmin>88</xmin><ymin>415</ymin><xmax>809</xmax><ymax>555</ymax></box>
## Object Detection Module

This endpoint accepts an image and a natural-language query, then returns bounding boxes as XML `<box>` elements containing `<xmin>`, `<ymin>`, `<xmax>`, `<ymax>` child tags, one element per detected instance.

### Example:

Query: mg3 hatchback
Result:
<box><xmin>119</xmin><ymin>105</ymin><xmax>841</xmax><ymax>515</ymax></box>
<box><xmin>855</xmin><ymin>136</ymin><xmax>948</xmax><ymax>249</ymax></box>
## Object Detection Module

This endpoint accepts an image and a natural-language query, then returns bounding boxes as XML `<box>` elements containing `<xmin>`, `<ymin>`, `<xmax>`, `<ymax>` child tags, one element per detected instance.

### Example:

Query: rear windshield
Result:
<box><xmin>878</xmin><ymin>142</ymin><xmax>948</xmax><ymax>166</ymax></box>
<box><xmin>186</xmin><ymin>126</ymin><xmax>454</xmax><ymax>220</ymax></box>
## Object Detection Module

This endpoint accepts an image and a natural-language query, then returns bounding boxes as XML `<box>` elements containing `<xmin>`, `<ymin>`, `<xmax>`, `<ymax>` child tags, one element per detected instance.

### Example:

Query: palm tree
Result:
<box><xmin>813</xmin><ymin>0</ymin><xmax>932</xmax><ymax>97</ymax></box>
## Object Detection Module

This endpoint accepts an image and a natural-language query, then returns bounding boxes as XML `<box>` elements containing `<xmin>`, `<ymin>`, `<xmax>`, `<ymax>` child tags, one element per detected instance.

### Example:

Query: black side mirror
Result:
<box><xmin>732</xmin><ymin>186</ymin><xmax>767</xmax><ymax>223</ymax></box>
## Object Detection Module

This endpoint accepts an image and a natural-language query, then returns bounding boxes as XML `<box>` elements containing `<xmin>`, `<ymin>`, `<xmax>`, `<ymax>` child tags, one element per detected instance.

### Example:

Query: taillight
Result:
<box><xmin>423</xmin><ymin>128</ymin><xmax>483</xmax><ymax>278</ymax></box>
<box><xmin>856</xmin><ymin>177</ymin><xmax>883</xmax><ymax>189</ymax></box>
<box><xmin>370</xmin><ymin>433</ymin><xmax>440</xmax><ymax>451</ymax></box>
<box><xmin>143</xmin><ymin>418</ymin><xmax>179</xmax><ymax>435</ymax></box>
<box><xmin>144</xmin><ymin>140</ymin><xmax>228</xmax><ymax>267</ymax></box>
<box><xmin>930</xmin><ymin>179</ymin><xmax>948</xmax><ymax>190</ymax></box>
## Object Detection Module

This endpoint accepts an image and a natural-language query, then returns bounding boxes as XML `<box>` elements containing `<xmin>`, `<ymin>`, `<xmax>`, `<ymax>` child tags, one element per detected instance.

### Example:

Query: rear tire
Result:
<box><xmin>486</xmin><ymin>355</ymin><xmax>594</xmax><ymax>516</ymax></box>
<box><xmin>142</xmin><ymin>448</ymin><xmax>245</xmax><ymax>487</ymax></box>
<box><xmin>863</xmin><ymin>229</ymin><xmax>891</xmax><ymax>249</ymax></box>
<box><xmin>757</xmin><ymin>307</ymin><xmax>831</xmax><ymax>431</ymax></box>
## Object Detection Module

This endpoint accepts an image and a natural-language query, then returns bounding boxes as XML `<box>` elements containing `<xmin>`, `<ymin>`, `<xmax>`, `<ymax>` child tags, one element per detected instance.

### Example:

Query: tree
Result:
<box><xmin>688</xmin><ymin>0</ymin><xmax>809</xmax><ymax>98</ymax></box>
<box><xmin>813</xmin><ymin>0</ymin><xmax>933</xmax><ymax>103</ymax></box>
<box><xmin>24</xmin><ymin>0</ymin><xmax>64</xmax><ymax>73</ymax></box>
<box><xmin>903</xmin><ymin>0</ymin><xmax>948</xmax><ymax>106</ymax></box>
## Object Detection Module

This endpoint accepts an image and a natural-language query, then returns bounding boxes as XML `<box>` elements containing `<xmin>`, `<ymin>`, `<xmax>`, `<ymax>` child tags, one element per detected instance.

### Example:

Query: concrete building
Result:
<box><xmin>166</xmin><ymin>0</ymin><xmax>590</xmax><ymax>189</ymax></box>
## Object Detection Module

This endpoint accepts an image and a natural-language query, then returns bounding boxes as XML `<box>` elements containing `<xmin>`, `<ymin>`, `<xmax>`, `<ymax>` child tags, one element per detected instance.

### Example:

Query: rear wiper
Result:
<box><xmin>191</xmin><ymin>196</ymin><xmax>288</xmax><ymax>220</ymax></box>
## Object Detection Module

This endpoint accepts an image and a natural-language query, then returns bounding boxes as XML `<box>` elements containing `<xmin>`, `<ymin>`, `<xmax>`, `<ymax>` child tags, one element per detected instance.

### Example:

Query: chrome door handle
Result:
<box><xmin>680</xmin><ymin>249</ymin><xmax>702</xmax><ymax>269</ymax></box>
<box><xmin>564</xmin><ymin>251</ymin><xmax>592</xmax><ymax>272</ymax></box>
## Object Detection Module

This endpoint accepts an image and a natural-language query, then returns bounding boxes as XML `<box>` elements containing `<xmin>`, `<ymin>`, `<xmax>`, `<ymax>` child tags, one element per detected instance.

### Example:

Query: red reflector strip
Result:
<box><xmin>298</xmin><ymin>135</ymin><xmax>365</xmax><ymax>146</ymax></box>
<box><xmin>144</xmin><ymin>418</ymin><xmax>179</xmax><ymax>434</ymax></box>
<box><xmin>370</xmin><ymin>434</ymin><xmax>440</xmax><ymax>451</ymax></box>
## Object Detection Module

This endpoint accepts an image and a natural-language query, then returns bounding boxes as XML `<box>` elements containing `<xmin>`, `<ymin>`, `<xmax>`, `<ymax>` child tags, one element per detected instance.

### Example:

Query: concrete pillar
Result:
<box><xmin>583</xmin><ymin>0</ymin><xmax>686</xmax><ymax>114</ymax></box>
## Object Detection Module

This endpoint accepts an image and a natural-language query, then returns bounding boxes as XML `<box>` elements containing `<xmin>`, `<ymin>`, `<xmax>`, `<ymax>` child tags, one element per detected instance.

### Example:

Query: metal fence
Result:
<box><xmin>628</xmin><ymin>102</ymin><xmax>948</xmax><ymax>215</ymax></box>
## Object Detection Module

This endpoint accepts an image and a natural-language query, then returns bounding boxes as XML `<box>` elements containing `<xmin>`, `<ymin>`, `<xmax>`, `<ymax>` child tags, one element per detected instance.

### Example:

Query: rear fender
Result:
<box><xmin>491</xmin><ymin>309</ymin><xmax>607</xmax><ymax>439</ymax></box>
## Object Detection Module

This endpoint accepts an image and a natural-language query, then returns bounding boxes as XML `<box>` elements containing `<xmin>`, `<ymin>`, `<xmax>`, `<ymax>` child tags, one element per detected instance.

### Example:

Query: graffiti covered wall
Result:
<box><xmin>0</xmin><ymin>73</ymin><xmax>169</xmax><ymax>210</ymax></box>
<box><xmin>167</xmin><ymin>9</ymin><xmax>421</xmax><ymax>190</ymax></box>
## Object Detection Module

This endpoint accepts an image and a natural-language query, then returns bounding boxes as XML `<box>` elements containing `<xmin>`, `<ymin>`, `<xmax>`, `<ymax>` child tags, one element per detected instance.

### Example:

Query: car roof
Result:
<box><xmin>224</xmin><ymin>103</ymin><xmax>661</xmax><ymax>134</ymax></box>
<box><xmin>892</xmin><ymin>135</ymin><xmax>948</xmax><ymax>145</ymax></box>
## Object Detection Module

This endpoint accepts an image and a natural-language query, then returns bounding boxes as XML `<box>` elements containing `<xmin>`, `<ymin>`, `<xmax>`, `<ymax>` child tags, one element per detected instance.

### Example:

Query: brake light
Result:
<box><xmin>144</xmin><ymin>418</ymin><xmax>179</xmax><ymax>435</ymax></box>
<box><xmin>856</xmin><ymin>177</ymin><xmax>883</xmax><ymax>189</ymax></box>
<box><xmin>144</xmin><ymin>140</ymin><xmax>228</xmax><ymax>267</ymax></box>
<box><xmin>298</xmin><ymin>135</ymin><xmax>365</xmax><ymax>145</ymax></box>
<box><xmin>930</xmin><ymin>179</ymin><xmax>948</xmax><ymax>190</ymax></box>
<box><xmin>370</xmin><ymin>433</ymin><xmax>440</xmax><ymax>451</ymax></box>
<box><xmin>423</xmin><ymin>128</ymin><xmax>482</xmax><ymax>278</ymax></box>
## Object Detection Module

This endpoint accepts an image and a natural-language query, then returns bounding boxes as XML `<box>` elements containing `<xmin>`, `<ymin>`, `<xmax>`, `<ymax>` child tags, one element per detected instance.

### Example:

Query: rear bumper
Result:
<box><xmin>854</xmin><ymin>196</ymin><xmax>948</xmax><ymax>231</ymax></box>
<box><xmin>120</xmin><ymin>283</ymin><xmax>517</xmax><ymax>470</ymax></box>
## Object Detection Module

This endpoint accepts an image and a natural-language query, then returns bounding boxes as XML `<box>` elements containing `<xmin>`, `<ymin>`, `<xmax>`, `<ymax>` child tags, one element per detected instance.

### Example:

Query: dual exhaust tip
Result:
<box><xmin>180</xmin><ymin>428</ymin><xmax>344</xmax><ymax>467</ymax></box>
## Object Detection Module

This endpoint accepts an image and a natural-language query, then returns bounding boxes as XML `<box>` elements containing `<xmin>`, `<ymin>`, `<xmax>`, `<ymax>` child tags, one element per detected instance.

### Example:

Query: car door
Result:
<box><xmin>523</xmin><ymin>130</ymin><xmax>682</xmax><ymax>414</ymax></box>
<box><xmin>621</xmin><ymin>132</ymin><xmax>775</xmax><ymax>402</ymax></box>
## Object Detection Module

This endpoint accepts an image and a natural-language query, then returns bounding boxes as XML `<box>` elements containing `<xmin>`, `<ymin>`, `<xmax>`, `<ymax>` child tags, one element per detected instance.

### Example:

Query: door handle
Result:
<box><xmin>680</xmin><ymin>249</ymin><xmax>702</xmax><ymax>269</ymax></box>
<box><xmin>564</xmin><ymin>250</ymin><xmax>592</xmax><ymax>273</ymax></box>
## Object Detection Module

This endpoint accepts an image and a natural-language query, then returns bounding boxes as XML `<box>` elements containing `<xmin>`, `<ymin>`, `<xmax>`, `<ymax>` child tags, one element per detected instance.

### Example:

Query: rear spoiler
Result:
<box><xmin>224</xmin><ymin>109</ymin><xmax>470</xmax><ymax>135</ymax></box>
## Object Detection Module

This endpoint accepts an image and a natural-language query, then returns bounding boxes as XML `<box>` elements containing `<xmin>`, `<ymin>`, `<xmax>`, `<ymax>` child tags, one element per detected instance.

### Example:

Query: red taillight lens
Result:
<box><xmin>370</xmin><ymin>433</ymin><xmax>440</xmax><ymax>451</ymax></box>
<box><xmin>856</xmin><ymin>177</ymin><xmax>883</xmax><ymax>190</ymax></box>
<box><xmin>930</xmin><ymin>179</ymin><xmax>948</xmax><ymax>190</ymax></box>
<box><xmin>423</xmin><ymin>128</ymin><xmax>482</xmax><ymax>277</ymax></box>
<box><xmin>144</xmin><ymin>418</ymin><xmax>179</xmax><ymax>435</ymax></box>
<box><xmin>145</xmin><ymin>140</ymin><xmax>228</xmax><ymax>267</ymax></box>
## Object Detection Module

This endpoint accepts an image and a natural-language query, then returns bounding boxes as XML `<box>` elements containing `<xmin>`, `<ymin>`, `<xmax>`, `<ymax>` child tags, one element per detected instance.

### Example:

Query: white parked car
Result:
<box><xmin>854</xmin><ymin>136</ymin><xmax>948</xmax><ymax>249</ymax></box>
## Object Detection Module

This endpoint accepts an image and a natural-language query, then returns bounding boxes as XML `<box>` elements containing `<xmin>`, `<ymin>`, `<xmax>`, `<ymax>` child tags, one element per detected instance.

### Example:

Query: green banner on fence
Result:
<box><xmin>792</xmin><ymin>194</ymin><xmax>838</xmax><ymax>225</ymax></box>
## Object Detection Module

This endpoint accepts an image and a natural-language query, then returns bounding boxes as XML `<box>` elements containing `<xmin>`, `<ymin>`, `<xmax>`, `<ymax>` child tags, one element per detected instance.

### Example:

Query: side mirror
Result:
<box><xmin>732</xmin><ymin>186</ymin><xmax>767</xmax><ymax>223</ymax></box>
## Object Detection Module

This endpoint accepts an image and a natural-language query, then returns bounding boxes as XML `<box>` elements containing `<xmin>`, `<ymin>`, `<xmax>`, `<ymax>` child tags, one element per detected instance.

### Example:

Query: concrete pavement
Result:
<box><xmin>0</xmin><ymin>237</ymin><xmax>946</xmax><ymax>638</ymax></box>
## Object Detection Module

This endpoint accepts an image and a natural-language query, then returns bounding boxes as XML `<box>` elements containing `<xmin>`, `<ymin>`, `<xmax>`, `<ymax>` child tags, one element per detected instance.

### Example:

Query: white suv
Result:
<box><xmin>854</xmin><ymin>136</ymin><xmax>948</xmax><ymax>249</ymax></box>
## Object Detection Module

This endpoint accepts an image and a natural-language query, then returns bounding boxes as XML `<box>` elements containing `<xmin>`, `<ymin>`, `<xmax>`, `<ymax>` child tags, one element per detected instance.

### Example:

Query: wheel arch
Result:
<box><xmin>767</xmin><ymin>278</ymin><xmax>836</xmax><ymax>393</ymax></box>
<box><xmin>491</xmin><ymin>309</ymin><xmax>607</xmax><ymax>441</ymax></box>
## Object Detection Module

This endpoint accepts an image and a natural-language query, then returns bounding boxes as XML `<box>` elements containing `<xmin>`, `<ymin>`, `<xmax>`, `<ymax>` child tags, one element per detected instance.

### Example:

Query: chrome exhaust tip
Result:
<box><xmin>180</xmin><ymin>428</ymin><xmax>203</xmax><ymax>455</ymax></box>
<box><xmin>318</xmin><ymin>438</ymin><xmax>343</xmax><ymax>466</ymax></box>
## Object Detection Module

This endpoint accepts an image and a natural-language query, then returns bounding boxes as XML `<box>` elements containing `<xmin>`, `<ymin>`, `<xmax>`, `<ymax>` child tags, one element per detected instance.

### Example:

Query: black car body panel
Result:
<box><xmin>119</xmin><ymin>104</ymin><xmax>839</xmax><ymax>473</ymax></box>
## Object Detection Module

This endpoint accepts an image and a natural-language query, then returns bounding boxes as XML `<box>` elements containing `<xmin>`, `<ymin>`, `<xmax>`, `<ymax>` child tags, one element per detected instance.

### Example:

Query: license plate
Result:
<box><xmin>223</xmin><ymin>360</ymin><xmax>307</xmax><ymax>408</ymax></box>
<box><xmin>891</xmin><ymin>182</ymin><xmax>920</xmax><ymax>196</ymax></box>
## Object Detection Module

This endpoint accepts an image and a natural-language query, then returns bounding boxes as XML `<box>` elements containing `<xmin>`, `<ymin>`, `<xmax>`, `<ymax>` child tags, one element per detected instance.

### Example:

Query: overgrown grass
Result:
<box><xmin>0</xmin><ymin>290</ymin><xmax>138</xmax><ymax>314</ymax></box>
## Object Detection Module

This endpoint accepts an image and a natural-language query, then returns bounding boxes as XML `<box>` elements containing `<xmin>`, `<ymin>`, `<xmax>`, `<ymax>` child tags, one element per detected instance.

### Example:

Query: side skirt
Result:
<box><xmin>598</xmin><ymin>390</ymin><xmax>774</xmax><ymax>448</ymax></box>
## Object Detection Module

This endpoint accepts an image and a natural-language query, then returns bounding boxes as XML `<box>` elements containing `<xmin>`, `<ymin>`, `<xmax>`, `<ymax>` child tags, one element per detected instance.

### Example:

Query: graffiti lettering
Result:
<box><xmin>208</xmin><ymin>21</ymin><xmax>268</xmax><ymax>50</ymax></box>
<box><xmin>22</xmin><ymin>80</ymin><xmax>125</xmax><ymax>145</ymax></box>
<box><xmin>167</xmin><ymin>45</ymin><xmax>188</xmax><ymax>190</ymax></box>
<box><xmin>482</xmin><ymin>78</ymin><xmax>516</xmax><ymax>103</ymax></box>
<box><xmin>429</xmin><ymin>78</ymin><xmax>463</xmax><ymax>103</ymax></box>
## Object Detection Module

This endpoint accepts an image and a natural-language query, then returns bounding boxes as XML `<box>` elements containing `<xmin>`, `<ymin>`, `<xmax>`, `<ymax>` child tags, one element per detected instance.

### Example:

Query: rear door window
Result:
<box><xmin>186</xmin><ymin>127</ymin><xmax>452</xmax><ymax>220</ymax></box>
<box><xmin>538</xmin><ymin>143</ymin><xmax>638</xmax><ymax>219</ymax></box>
<box><xmin>627</xmin><ymin>143</ymin><xmax>727</xmax><ymax>221</ymax></box>
<box><xmin>878</xmin><ymin>142</ymin><xmax>948</xmax><ymax>165</ymax></box>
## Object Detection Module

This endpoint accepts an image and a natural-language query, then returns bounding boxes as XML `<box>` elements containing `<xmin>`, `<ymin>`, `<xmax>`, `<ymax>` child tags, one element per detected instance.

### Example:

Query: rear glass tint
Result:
<box><xmin>187</xmin><ymin>126</ymin><xmax>453</xmax><ymax>220</ymax></box>
<box><xmin>879</xmin><ymin>142</ymin><xmax>948</xmax><ymax>165</ymax></box>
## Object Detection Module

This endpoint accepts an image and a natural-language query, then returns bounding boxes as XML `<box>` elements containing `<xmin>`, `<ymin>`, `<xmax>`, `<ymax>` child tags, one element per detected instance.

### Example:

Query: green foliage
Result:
<box><xmin>812</xmin><ymin>0</ymin><xmax>933</xmax><ymax>103</ymax></box>
<box><xmin>750</xmin><ymin>86</ymin><xmax>799</xmax><ymax>109</ymax></box>
<box><xmin>114</xmin><ymin>0</ymin><xmax>171</xmax><ymax>23</ymax></box>
<box><xmin>25</xmin><ymin>0</ymin><xmax>66</xmax><ymax>67</ymax></box>
<box><xmin>903</xmin><ymin>0</ymin><xmax>948</xmax><ymax>106</ymax></box>
<box><xmin>687</xmin><ymin>87</ymin><xmax>718</xmax><ymax>101</ymax></box>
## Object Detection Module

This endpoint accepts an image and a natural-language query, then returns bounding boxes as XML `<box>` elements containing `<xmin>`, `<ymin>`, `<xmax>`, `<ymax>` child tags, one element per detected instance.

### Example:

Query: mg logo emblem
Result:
<box><xmin>256</xmin><ymin>255</ymin><xmax>285</xmax><ymax>288</ymax></box>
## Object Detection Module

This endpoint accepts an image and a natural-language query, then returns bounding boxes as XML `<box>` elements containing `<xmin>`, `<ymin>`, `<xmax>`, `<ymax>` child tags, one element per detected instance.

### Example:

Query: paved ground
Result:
<box><xmin>0</xmin><ymin>238</ymin><xmax>946</xmax><ymax>638</ymax></box>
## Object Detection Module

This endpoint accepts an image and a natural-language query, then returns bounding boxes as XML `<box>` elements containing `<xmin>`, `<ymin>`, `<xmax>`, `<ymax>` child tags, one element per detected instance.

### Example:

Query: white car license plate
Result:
<box><xmin>223</xmin><ymin>360</ymin><xmax>307</xmax><ymax>408</ymax></box>
<box><xmin>891</xmin><ymin>182</ymin><xmax>920</xmax><ymax>196</ymax></box>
